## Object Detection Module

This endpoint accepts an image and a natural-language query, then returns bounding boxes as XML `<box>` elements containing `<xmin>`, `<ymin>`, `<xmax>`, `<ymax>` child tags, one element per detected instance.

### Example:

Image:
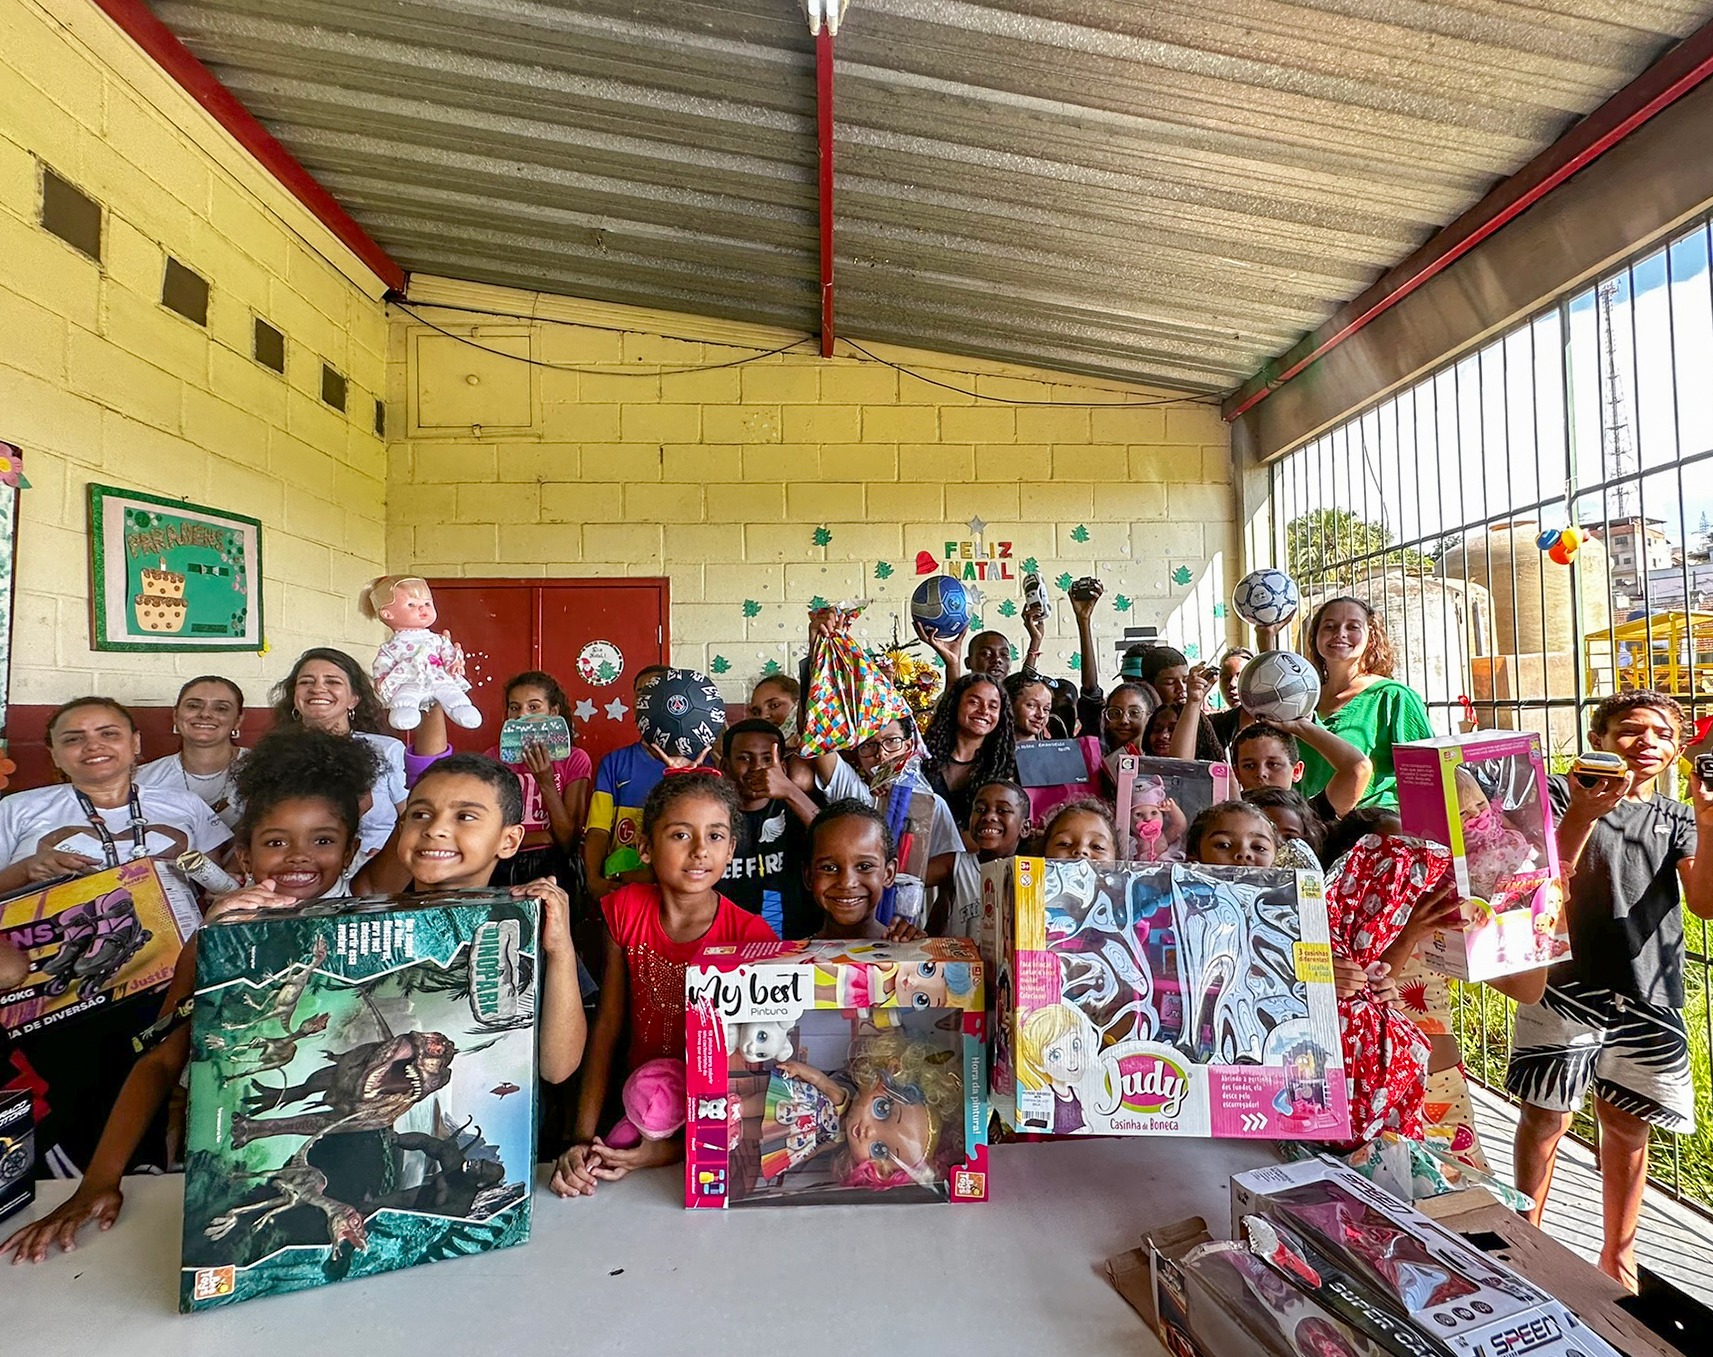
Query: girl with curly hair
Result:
<box><xmin>922</xmin><ymin>672</ymin><xmax>1017</xmax><ymax>826</ymax></box>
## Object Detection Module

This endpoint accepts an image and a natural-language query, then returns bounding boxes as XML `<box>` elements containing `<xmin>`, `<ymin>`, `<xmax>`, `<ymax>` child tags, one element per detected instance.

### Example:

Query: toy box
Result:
<box><xmin>0</xmin><ymin>1088</ymin><xmax>34</xmax><ymax>1227</ymax></box>
<box><xmin>685</xmin><ymin>937</ymin><xmax>987</xmax><ymax>1208</ymax></box>
<box><xmin>982</xmin><ymin>856</ymin><xmax>1348</xmax><ymax>1140</ymax></box>
<box><xmin>179</xmin><ymin>890</ymin><xmax>539</xmax><ymax>1311</ymax></box>
<box><xmin>1394</xmin><ymin>733</ymin><xmax>1566</xmax><ymax>981</ymax></box>
<box><xmin>1114</xmin><ymin>754</ymin><xmax>1232</xmax><ymax>862</ymax></box>
<box><xmin>878</xmin><ymin>773</ymin><xmax>938</xmax><ymax>928</ymax></box>
<box><xmin>1013</xmin><ymin>736</ymin><xmax>1104</xmax><ymax>825</ymax></box>
<box><xmin>0</xmin><ymin>858</ymin><xmax>201</xmax><ymax>1038</ymax></box>
<box><xmin>1231</xmin><ymin>1158</ymin><xmax>1622</xmax><ymax>1357</ymax></box>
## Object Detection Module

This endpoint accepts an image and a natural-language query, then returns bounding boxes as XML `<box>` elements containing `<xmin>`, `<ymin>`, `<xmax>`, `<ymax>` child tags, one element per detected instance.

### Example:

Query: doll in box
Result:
<box><xmin>1128</xmin><ymin>776</ymin><xmax>1188</xmax><ymax>864</ymax></box>
<box><xmin>362</xmin><ymin>576</ymin><xmax>482</xmax><ymax>732</ymax></box>
<box><xmin>756</xmin><ymin>1028</ymin><xmax>963</xmax><ymax>1189</ymax></box>
<box><xmin>812</xmin><ymin>944</ymin><xmax>977</xmax><ymax>1011</ymax></box>
<box><xmin>1452</xmin><ymin>768</ymin><xmax>1540</xmax><ymax>906</ymax></box>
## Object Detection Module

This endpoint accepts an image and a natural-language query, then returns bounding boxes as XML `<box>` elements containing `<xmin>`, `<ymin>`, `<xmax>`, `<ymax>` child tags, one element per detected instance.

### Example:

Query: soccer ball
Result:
<box><xmin>910</xmin><ymin>575</ymin><xmax>971</xmax><ymax>640</ymax></box>
<box><xmin>1237</xmin><ymin>650</ymin><xmax>1321</xmax><ymax>723</ymax></box>
<box><xmin>1232</xmin><ymin>568</ymin><xmax>1300</xmax><ymax>628</ymax></box>
<box><xmin>634</xmin><ymin>667</ymin><xmax>728</xmax><ymax>760</ymax></box>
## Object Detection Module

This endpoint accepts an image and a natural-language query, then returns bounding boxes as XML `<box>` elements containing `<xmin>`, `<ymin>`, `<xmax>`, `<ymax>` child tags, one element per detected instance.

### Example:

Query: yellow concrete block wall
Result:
<box><xmin>391</xmin><ymin>278</ymin><xmax>1239</xmax><ymax>699</ymax></box>
<box><xmin>0</xmin><ymin>0</ymin><xmax>389</xmax><ymax>708</ymax></box>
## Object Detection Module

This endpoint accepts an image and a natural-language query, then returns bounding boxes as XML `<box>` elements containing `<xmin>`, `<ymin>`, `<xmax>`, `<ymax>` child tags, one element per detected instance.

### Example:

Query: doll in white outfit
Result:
<box><xmin>363</xmin><ymin>576</ymin><xmax>482</xmax><ymax>731</ymax></box>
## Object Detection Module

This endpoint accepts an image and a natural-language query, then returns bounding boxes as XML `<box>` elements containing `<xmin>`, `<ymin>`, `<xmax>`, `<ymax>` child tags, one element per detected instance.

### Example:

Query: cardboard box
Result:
<box><xmin>1394</xmin><ymin>733</ymin><xmax>1566</xmax><ymax>981</ymax></box>
<box><xmin>1114</xmin><ymin>754</ymin><xmax>1233</xmax><ymax>862</ymax></box>
<box><xmin>0</xmin><ymin>858</ymin><xmax>201</xmax><ymax>1038</ymax></box>
<box><xmin>984</xmin><ymin>856</ymin><xmax>1349</xmax><ymax>1140</ymax></box>
<box><xmin>0</xmin><ymin>1087</ymin><xmax>35</xmax><ymax>1227</ymax></box>
<box><xmin>1013</xmin><ymin>736</ymin><xmax>1104</xmax><ymax>825</ymax></box>
<box><xmin>179</xmin><ymin>891</ymin><xmax>539</xmax><ymax>1311</ymax></box>
<box><xmin>684</xmin><ymin>938</ymin><xmax>987</xmax><ymax>1208</ymax></box>
<box><xmin>1231</xmin><ymin>1158</ymin><xmax>1622</xmax><ymax>1357</ymax></box>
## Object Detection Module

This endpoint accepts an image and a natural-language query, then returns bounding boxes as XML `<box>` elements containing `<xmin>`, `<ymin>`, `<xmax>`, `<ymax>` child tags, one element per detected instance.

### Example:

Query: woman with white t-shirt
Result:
<box><xmin>0</xmin><ymin>697</ymin><xmax>231</xmax><ymax>892</ymax></box>
<box><xmin>269</xmin><ymin>648</ymin><xmax>407</xmax><ymax>861</ymax></box>
<box><xmin>134</xmin><ymin>675</ymin><xmax>248</xmax><ymax>831</ymax></box>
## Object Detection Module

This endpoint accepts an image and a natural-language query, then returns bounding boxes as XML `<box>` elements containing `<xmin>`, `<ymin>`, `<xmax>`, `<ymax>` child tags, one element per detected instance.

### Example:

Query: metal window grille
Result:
<box><xmin>1266</xmin><ymin>211</ymin><xmax>1713</xmax><ymax>1214</ymax></box>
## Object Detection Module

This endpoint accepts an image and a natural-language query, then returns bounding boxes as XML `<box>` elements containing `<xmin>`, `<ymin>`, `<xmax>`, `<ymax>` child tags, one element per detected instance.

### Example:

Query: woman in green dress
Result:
<box><xmin>1298</xmin><ymin>596</ymin><xmax>1431</xmax><ymax>810</ymax></box>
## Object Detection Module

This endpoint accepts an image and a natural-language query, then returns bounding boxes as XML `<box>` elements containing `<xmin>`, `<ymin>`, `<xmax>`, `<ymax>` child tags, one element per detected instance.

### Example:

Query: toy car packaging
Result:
<box><xmin>0</xmin><ymin>1088</ymin><xmax>35</xmax><ymax>1227</ymax></box>
<box><xmin>1393</xmin><ymin>732</ymin><xmax>1565</xmax><ymax>981</ymax></box>
<box><xmin>179</xmin><ymin>891</ymin><xmax>539</xmax><ymax>1311</ymax></box>
<box><xmin>982</xmin><ymin>856</ymin><xmax>1348</xmax><ymax>1140</ymax></box>
<box><xmin>1231</xmin><ymin>1158</ymin><xmax>1622</xmax><ymax>1357</ymax></box>
<box><xmin>685</xmin><ymin>937</ymin><xmax>987</xmax><ymax>1209</ymax></box>
<box><xmin>0</xmin><ymin>858</ymin><xmax>200</xmax><ymax>1038</ymax></box>
<box><xmin>1114</xmin><ymin>754</ymin><xmax>1232</xmax><ymax>863</ymax></box>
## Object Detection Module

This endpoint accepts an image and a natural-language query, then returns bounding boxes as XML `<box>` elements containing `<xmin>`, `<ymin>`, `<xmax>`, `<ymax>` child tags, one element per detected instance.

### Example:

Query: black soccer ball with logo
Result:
<box><xmin>634</xmin><ymin>667</ymin><xmax>728</xmax><ymax>760</ymax></box>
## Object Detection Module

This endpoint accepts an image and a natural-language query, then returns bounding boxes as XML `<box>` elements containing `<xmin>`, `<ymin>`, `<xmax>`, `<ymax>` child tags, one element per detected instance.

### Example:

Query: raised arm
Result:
<box><xmin>1169</xmin><ymin>665</ymin><xmax>1216</xmax><ymax>761</ymax></box>
<box><xmin>1070</xmin><ymin>579</ymin><xmax>1104</xmax><ymax>696</ymax></box>
<box><xmin>1276</xmin><ymin>717</ymin><xmax>1373</xmax><ymax>815</ymax></box>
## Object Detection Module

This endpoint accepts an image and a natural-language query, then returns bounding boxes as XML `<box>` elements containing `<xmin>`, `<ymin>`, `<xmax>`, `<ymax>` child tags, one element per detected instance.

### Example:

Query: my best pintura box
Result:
<box><xmin>981</xmin><ymin>857</ymin><xmax>1349</xmax><ymax>1141</ymax></box>
<box><xmin>685</xmin><ymin>938</ymin><xmax>988</xmax><ymax>1208</ymax></box>
<box><xmin>1394</xmin><ymin>733</ymin><xmax>1567</xmax><ymax>981</ymax></box>
<box><xmin>0</xmin><ymin>858</ymin><xmax>200</xmax><ymax>1038</ymax></box>
<box><xmin>180</xmin><ymin>891</ymin><xmax>539</xmax><ymax>1311</ymax></box>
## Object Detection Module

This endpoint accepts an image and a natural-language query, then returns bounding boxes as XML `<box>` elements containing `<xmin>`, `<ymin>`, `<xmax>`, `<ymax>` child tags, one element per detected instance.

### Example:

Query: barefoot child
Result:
<box><xmin>553</xmin><ymin>773</ymin><xmax>775</xmax><ymax>1197</ymax></box>
<box><xmin>1</xmin><ymin>729</ymin><xmax>377</xmax><ymax>1261</ymax></box>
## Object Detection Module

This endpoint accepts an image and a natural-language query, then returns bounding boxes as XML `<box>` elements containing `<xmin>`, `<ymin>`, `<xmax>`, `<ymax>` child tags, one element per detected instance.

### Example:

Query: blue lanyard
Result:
<box><xmin>72</xmin><ymin>784</ymin><xmax>148</xmax><ymax>869</ymax></box>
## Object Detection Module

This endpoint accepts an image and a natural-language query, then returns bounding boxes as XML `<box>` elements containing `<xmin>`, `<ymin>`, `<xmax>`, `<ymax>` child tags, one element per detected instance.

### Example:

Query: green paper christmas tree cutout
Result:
<box><xmin>595</xmin><ymin>660</ymin><xmax>620</xmax><ymax>684</ymax></box>
<box><xmin>1069</xmin><ymin>652</ymin><xmax>1082</xmax><ymax>671</ymax></box>
<box><xmin>1010</xmin><ymin>643</ymin><xmax>1020</xmax><ymax>661</ymax></box>
<box><xmin>809</xmin><ymin>595</ymin><xmax>830</xmax><ymax>612</ymax></box>
<box><xmin>1070</xmin><ymin>524</ymin><xmax>1090</xmax><ymax>543</ymax></box>
<box><xmin>710</xmin><ymin>655</ymin><xmax>731</xmax><ymax>675</ymax></box>
<box><xmin>1212</xmin><ymin>603</ymin><xmax>1228</xmax><ymax>619</ymax></box>
<box><xmin>1021</xmin><ymin>556</ymin><xmax>1039</xmax><ymax>574</ymax></box>
<box><xmin>970</xmin><ymin>614</ymin><xmax>983</xmax><ymax>629</ymax></box>
<box><xmin>1184</xmin><ymin>643</ymin><xmax>1201</xmax><ymax>661</ymax></box>
<box><xmin>761</xmin><ymin>660</ymin><xmax>782</xmax><ymax>676</ymax></box>
<box><xmin>1171</xmin><ymin>565</ymin><xmax>1193</xmax><ymax>586</ymax></box>
<box><xmin>1055</xmin><ymin>572</ymin><xmax>1074</xmax><ymax>592</ymax></box>
<box><xmin>1114</xmin><ymin>595</ymin><xmax>1133</xmax><ymax>613</ymax></box>
<box><xmin>742</xmin><ymin>599</ymin><xmax>762</xmax><ymax>618</ymax></box>
<box><xmin>874</xmin><ymin>561</ymin><xmax>894</xmax><ymax>580</ymax></box>
<box><xmin>997</xmin><ymin>599</ymin><xmax>1018</xmax><ymax>618</ymax></box>
<box><xmin>812</xmin><ymin>526</ymin><xmax>833</xmax><ymax>548</ymax></box>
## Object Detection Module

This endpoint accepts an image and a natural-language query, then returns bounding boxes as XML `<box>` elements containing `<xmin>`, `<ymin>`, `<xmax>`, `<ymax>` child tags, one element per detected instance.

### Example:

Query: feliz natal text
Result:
<box><xmin>942</xmin><ymin>540</ymin><xmax>1014</xmax><ymax>581</ymax></box>
<box><xmin>127</xmin><ymin>523</ymin><xmax>227</xmax><ymax>558</ymax></box>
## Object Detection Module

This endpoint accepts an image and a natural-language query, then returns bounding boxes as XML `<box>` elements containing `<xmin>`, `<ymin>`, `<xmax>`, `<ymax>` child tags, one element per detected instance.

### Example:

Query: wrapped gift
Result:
<box><xmin>180</xmin><ymin>890</ymin><xmax>539</xmax><ymax>1311</ymax></box>
<box><xmin>685</xmin><ymin>937</ymin><xmax>987</xmax><ymax>1208</ymax></box>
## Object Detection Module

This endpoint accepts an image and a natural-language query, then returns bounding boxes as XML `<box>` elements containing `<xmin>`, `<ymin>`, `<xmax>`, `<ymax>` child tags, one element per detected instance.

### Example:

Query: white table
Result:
<box><xmin>7</xmin><ymin>1138</ymin><xmax>1275</xmax><ymax>1352</ymax></box>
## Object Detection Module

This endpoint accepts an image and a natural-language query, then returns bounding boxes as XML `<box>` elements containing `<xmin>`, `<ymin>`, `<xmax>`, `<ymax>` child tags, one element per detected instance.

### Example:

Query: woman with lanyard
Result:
<box><xmin>268</xmin><ymin>648</ymin><xmax>411</xmax><ymax>862</ymax></box>
<box><xmin>134</xmin><ymin>676</ymin><xmax>248</xmax><ymax>830</ymax></box>
<box><xmin>1298</xmin><ymin>596</ymin><xmax>1432</xmax><ymax>809</ymax></box>
<box><xmin>0</xmin><ymin>696</ymin><xmax>229</xmax><ymax>1177</ymax></box>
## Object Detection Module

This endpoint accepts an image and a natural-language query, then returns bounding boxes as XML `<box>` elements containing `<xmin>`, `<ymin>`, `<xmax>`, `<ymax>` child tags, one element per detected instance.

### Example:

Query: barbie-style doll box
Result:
<box><xmin>684</xmin><ymin>938</ymin><xmax>988</xmax><ymax>1209</ymax></box>
<box><xmin>1394</xmin><ymin>733</ymin><xmax>1566</xmax><ymax>982</ymax></box>
<box><xmin>180</xmin><ymin>891</ymin><xmax>540</xmax><ymax>1311</ymax></box>
<box><xmin>981</xmin><ymin>857</ymin><xmax>1348</xmax><ymax>1141</ymax></box>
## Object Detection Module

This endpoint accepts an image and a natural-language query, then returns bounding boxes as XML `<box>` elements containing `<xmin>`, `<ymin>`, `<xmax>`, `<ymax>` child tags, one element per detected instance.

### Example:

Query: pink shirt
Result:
<box><xmin>486</xmin><ymin>747</ymin><xmax>592</xmax><ymax>833</ymax></box>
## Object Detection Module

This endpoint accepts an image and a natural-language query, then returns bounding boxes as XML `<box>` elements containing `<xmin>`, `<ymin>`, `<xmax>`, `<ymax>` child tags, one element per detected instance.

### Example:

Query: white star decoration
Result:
<box><xmin>964</xmin><ymin>583</ymin><xmax>987</xmax><ymax>612</ymax></box>
<box><xmin>967</xmin><ymin>515</ymin><xmax>987</xmax><ymax>538</ymax></box>
<box><xmin>604</xmin><ymin>697</ymin><xmax>629</xmax><ymax>722</ymax></box>
<box><xmin>573</xmin><ymin>699</ymin><xmax>597</xmax><ymax>723</ymax></box>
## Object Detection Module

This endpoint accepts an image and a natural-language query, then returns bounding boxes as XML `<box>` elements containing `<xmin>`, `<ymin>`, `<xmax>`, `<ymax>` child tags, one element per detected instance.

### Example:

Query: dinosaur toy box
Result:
<box><xmin>684</xmin><ymin>937</ymin><xmax>987</xmax><ymax>1209</ymax></box>
<box><xmin>179</xmin><ymin>891</ymin><xmax>539</xmax><ymax>1311</ymax></box>
<box><xmin>0</xmin><ymin>858</ymin><xmax>200</xmax><ymax>1038</ymax></box>
<box><xmin>981</xmin><ymin>857</ymin><xmax>1348</xmax><ymax>1141</ymax></box>
<box><xmin>1394</xmin><ymin>732</ymin><xmax>1566</xmax><ymax>981</ymax></box>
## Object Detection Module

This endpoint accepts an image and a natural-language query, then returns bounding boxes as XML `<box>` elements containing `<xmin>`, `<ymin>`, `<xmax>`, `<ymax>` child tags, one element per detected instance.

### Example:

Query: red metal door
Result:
<box><xmin>424</xmin><ymin>579</ymin><xmax>669</xmax><ymax>767</ymax></box>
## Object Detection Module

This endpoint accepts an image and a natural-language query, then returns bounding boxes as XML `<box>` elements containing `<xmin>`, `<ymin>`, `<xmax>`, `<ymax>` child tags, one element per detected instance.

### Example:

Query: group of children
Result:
<box><xmin>3</xmin><ymin>608</ymin><xmax>1709</xmax><ymax>1298</ymax></box>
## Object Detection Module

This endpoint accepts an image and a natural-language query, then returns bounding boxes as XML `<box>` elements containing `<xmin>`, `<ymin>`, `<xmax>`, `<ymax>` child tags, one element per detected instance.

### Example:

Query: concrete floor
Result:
<box><xmin>1470</xmin><ymin>1085</ymin><xmax>1713</xmax><ymax>1305</ymax></box>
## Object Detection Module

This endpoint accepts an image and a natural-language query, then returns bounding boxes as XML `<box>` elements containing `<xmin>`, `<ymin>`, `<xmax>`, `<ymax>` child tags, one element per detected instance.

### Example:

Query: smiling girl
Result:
<box><xmin>135</xmin><ymin>676</ymin><xmax>248</xmax><ymax>829</ymax></box>
<box><xmin>922</xmin><ymin>673</ymin><xmax>1017</xmax><ymax>825</ymax></box>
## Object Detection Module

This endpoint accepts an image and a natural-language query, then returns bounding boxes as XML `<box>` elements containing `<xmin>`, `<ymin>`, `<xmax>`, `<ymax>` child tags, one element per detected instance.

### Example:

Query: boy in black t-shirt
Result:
<box><xmin>1506</xmin><ymin>691</ymin><xmax>1713</xmax><ymax>1291</ymax></box>
<box><xmin>720</xmin><ymin>720</ymin><xmax>819</xmax><ymax>939</ymax></box>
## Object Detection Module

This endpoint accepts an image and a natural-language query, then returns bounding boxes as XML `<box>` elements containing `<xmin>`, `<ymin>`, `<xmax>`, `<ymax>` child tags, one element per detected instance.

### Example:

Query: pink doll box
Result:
<box><xmin>683</xmin><ymin>938</ymin><xmax>988</xmax><ymax>1209</ymax></box>
<box><xmin>982</xmin><ymin>857</ymin><xmax>1349</xmax><ymax>1141</ymax></box>
<box><xmin>1394</xmin><ymin>733</ymin><xmax>1567</xmax><ymax>982</ymax></box>
<box><xmin>1114</xmin><ymin>755</ymin><xmax>1232</xmax><ymax>862</ymax></box>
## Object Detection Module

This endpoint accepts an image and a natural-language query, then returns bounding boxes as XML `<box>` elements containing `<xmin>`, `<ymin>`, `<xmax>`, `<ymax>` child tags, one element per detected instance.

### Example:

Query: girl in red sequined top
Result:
<box><xmin>554</xmin><ymin>773</ymin><xmax>775</xmax><ymax>1197</ymax></box>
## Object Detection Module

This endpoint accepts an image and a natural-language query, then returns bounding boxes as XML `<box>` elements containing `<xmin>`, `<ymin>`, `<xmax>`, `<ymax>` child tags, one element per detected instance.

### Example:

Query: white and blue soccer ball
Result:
<box><xmin>911</xmin><ymin>575</ymin><xmax>971</xmax><ymax>640</ymax></box>
<box><xmin>1232</xmin><ymin>568</ymin><xmax>1300</xmax><ymax>628</ymax></box>
<box><xmin>1238</xmin><ymin>650</ymin><xmax>1320</xmax><ymax>723</ymax></box>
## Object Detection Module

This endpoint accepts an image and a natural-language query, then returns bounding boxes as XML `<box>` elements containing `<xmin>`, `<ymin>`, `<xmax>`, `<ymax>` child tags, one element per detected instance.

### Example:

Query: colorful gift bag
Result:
<box><xmin>799</xmin><ymin>619</ymin><xmax>911</xmax><ymax>758</ymax></box>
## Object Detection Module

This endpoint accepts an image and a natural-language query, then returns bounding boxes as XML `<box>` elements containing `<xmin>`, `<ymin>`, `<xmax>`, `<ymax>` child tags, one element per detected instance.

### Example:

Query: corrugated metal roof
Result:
<box><xmin>152</xmin><ymin>0</ymin><xmax>1713</xmax><ymax>392</ymax></box>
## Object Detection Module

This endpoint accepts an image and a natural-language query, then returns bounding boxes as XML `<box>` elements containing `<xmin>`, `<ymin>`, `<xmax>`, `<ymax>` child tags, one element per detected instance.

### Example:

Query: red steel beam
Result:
<box><xmin>816</xmin><ymin>27</ymin><xmax>835</xmax><ymax>357</ymax></box>
<box><xmin>88</xmin><ymin>0</ymin><xmax>407</xmax><ymax>293</ymax></box>
<box><xmin>1224</xmin><ymin>19</ymin><xmax>1713</xmax><ymax>422</ymax></box>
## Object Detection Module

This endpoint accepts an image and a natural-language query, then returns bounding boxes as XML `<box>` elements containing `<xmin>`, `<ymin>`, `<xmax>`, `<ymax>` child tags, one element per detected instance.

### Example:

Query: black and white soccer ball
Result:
<box><xmin>1238</xmin><ymin>650</ymin><xmax>1321</xmax><ymax>723</ymax></box>
<box><xmin>1232</xmin><ymin>568</ymin><xmax>1300</xmax><ymax>628</ymax></box>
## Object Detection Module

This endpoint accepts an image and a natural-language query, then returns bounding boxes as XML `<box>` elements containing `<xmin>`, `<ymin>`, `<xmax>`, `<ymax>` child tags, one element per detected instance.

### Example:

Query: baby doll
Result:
<box><xmin>363</xmin><ymin>575</ymin><xmax>482</xmax><ymax>731</ymax></box>
<box><xmin>1453</xmin><ymin>768</ymin><xmax>1539</xmax><ymax>905</ymax></box>
<box><xmin>760</xmin><ymin>1028</ymin><xmax>963</xmax><ymax>1188</ymax></box>
<box><xmin>1129</xmin><ymin>775</ymin><xmax>1187</xmax><ymax>863</ymax></box>
<box><xmin>813</xmin><ymin>948</ymin><xmax>976</xmax><ymax>1010</ymax></box>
